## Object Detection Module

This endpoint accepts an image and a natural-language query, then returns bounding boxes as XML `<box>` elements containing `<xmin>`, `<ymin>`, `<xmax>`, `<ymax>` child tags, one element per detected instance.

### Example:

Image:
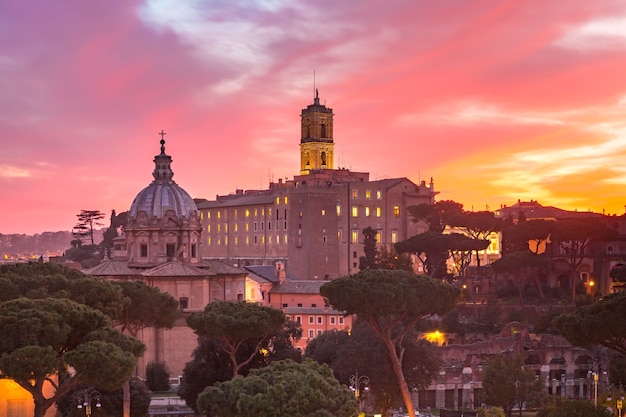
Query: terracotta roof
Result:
<box><xmin>244</xmin><ymin>265</ymin><xmax>301</xmax><ymax>283</ymax></box>
<box><xmin>86</xmin><ymin>259</ymin><xmax>141</xmax><ymax>276</ymax></box>
<box><xmin>283</xmin><ymin>306</ymin><xmax>345</xmax><ymax>315</ymax></box>
<box><xmin>200</xmin><ymin>259</ymin><xmax>248</xmax><ymax>275</ymax></box>
<box><xmin>271</xmin><ymin>280</ymin><xmax>330</xmax><ymax>294</ymax></box>
<box><xmin>141</xmin><ymin>261</ymin><xmax>213</xmax><ymax>277</ymax></box>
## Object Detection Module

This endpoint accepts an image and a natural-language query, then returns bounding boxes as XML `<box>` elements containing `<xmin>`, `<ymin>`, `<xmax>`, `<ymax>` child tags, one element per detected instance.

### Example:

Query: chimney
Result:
<box><xmin>275</xmin><ymin>261</ymin><xmax>286</xmax><ymax>284</ymax></box>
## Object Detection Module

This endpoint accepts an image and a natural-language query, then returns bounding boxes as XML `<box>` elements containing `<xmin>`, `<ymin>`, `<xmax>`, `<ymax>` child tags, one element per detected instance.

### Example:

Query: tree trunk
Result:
<box><xmin>123</xmin><ymin>379</ymin><xmax>131</xmax><ymax>417</ymax></box>
<box><xmin>383</xmin><ymin>337</ymin><xmax>416</xmax><ymax>417</ymax></box>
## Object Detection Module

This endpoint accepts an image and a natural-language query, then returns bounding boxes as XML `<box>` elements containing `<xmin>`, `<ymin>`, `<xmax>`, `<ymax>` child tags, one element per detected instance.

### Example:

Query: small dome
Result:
<box><xmin>128</xmin><ymin>136</ymin><xmax>198</xmax><ymax>220</ymax></box>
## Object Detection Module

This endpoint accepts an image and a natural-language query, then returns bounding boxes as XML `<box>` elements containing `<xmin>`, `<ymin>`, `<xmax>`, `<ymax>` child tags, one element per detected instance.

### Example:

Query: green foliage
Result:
<box><xmin>477</xmin><ymin>407</ymin><xmax>506</xmax><ymax>417</ymax></box>
<box><xmin>553</xmin><ymin>291</ymin><xmax>626</xmax><ymax>356</ymax></box>
<box><xmin>536</xmin><ymin>396</ymin><xmax>611</xmax><ymax>417</ymax></box>
<box><xmin>146</xmin><ymin>361</ymin><xmax>171</xmax><ymax>392</ymax></box>
<box><xmin>197</xmin><ymin>359</ymin><xmax>358</xmax><ymax>417</ymax></box>
<box><xmin>321</xmin><ymin>269</ymin><xmax>458</xmax><ymax>416</ymax></box>
<box><xmin>113</xmin><ymin>280</ymin><xmax>180</xmax><ymax>336</ymax></box>
<box><xmin>377</xmin><ymin>246</ymin><xmax>413</xmax><ymax>271</ymax></box>
<box><xmin>186</xmin><ymin>301</ymin><xmax>286</xmax><ymax>377</ymax></box>
<box><xmin>305</xmin><ymin>322</ymin><xmax>442</xmax><ymax>412</ymax></box>
<box><xmin>359</xmin><ymin>226</ymin><xmax>379</xmax><ymax>271</ymax></box>
<box><xmin>180</xmin><ymin>320</ymin><xmax>302</xmax><ymax>412</ymax></box>
<box><xmin>609</xmin><ymin>355</ymin><xmax>626</xmax><ymax>388</ymax></box>
<box><xmin>482</xmin><ymin>354</ymin><xmax>545</xmax><ymax>417</ymax></box>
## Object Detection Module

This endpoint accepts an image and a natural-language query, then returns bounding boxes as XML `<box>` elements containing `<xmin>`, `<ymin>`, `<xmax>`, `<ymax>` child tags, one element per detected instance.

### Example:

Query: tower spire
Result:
<box><xmin>153</xmin><ymin>130</ymin><xmax>174</xmax><ymax>182</ymax></box>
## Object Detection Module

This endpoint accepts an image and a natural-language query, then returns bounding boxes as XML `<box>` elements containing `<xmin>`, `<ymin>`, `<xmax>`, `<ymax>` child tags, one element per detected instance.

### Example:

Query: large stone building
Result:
<box><xmin>197</xmin><ymin>91</ymin><xmax>436</xmax><ymax>279</ymax></box>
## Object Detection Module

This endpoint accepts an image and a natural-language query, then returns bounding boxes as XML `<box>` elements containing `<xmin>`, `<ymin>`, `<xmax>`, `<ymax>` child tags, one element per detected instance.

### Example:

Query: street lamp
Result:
<box><xmin>350</xmin><ymin>371</ymin><xmax>370</xmax><ymax>412</ymax></box>
<box><xmin>76</xmin><ymin>388</ymin><xmax>101</xmax><ymax>417</ymax></box>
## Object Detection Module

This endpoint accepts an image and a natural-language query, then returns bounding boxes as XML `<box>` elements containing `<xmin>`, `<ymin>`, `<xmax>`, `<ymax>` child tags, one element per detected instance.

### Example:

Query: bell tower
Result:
<box><xmin>300</xmin><ymin>89</ymin><xmax>334</xmax><ymax>174</ymax></box>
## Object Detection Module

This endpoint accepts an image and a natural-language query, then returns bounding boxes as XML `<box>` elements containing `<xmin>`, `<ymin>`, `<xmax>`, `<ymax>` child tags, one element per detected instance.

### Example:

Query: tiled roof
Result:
<box><xmin>283</xmin><ymin>306</ymin><xmax>345</xmax><ymax>315</ymax></box>
<box><xmin>200</xmin><ymin>259</ymin><xmax>248</xmax><ymax>275</ymax></box>
<box><xmin>271</xmin><ymin>280</ymin><xmax>330</xmax><ymax>294</ymax></box>
<box><xmin>196</xmin><ymin>192</ymin><xmax>275</xmax><ymax>209</ymax></box>
<box><xmin>244</xmin><ymin>265</ymin><xmax>301</xmax><ymax>283</ymax></box>
<box><xmin>141</xmin><ymin>261</ymin><xmax>214</xmax><ymax>277</ymax></box>
<box><xmin>86</xmin><ymin>259</ymin><xmax>141</xmax><ymax>276</ymax></box>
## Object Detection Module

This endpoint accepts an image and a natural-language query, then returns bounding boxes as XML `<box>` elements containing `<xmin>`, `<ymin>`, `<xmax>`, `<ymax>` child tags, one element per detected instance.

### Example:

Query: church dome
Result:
<box><xmin>129</xmin><ymin>137</ymin><xmax>198</xmax><ymax>221</ymax></box>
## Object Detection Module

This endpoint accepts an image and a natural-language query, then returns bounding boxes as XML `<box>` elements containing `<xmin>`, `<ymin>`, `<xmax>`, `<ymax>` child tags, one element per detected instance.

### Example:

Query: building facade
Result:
<box><xmin>197</xmin><ymin>91</ymin><xmax>436</xmax><ymax>279</ymax></box>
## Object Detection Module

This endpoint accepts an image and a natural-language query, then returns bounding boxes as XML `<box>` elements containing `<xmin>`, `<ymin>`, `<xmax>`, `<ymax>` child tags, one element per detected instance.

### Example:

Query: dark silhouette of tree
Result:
<box><xmin>359</xmin><ymin>226</ymin><xmax>379</xmax><ymax>271</ymax></box>
<box><xmin>378</xmin><ymin>246</ymin><xmax>413</xmax><ymax>271</ymax></box>
<box><xmin>491</xmin><ymin>251</ymin><xmax>549</xmax><ymax>306</ymax></box>
<box><xmin>408</xmin><ymin>200</ymin><xmax>464</xmax><ymax>233</ymax></box>
<box><xmin>450</xmin><ymin>211</ymin><xmax>503</xmax><ymax>266</ymax></box>
<box><xmin>305</xmin><ymin>321</ymin><xmax>441</xmax><ymax>413</ymax></box>
<box><xmin>482</xmin><ymin>354</ymin><xmax>545</xmax><ymax>417</ymax></box>
<box><xmin>553</xmin><ymin>291</ymin><xmax>626</xmax><ymax>356</ymax></box>
<box><xmin>179</xmin><ymin>320</ymin><xmax>302</xmax><ymax>413</ymax></box>
<box><xmin>197</xmin><ymin>359</ymin><xmax>357</xmax><ymax>417</ymax></box>
<box><xmin>186</xmin><ymin>301</ymin><xmax>287</xmax><ymax>377</ymax></box>
<box><xmin>320</xmin><ymin>269</ymin><xmax>458</xmax><ymax>417</ymax></box>
<box><xmin>72</xmin><ymin>210</ymin><xmax>105</xmax><ymax>245</ymax></box>
<box><xmin>536</xmin><ymin>396</ymin><xmax>610</xmax><ymax>417</ymax></box>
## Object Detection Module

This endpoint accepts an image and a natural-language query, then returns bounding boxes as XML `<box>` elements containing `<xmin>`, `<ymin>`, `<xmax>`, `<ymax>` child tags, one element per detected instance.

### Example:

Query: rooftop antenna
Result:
<box><xmin>313</xmin><ymin>69</ymin><xmax>316</xmax><ymax>100</ymax></box>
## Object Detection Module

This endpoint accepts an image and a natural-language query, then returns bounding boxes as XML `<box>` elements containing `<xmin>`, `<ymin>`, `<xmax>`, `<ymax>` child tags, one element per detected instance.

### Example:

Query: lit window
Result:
<box><xmin>376</xmin><ymin>191</ymin><xmax>382</xmax><ymax>199</ymax></box>
<box><xmin>254</xmin><ymin>209</ymin><xmax>258</xmax><ymax>216</ymax></box>
<box><xmin>207</xmin><ymin>211</ymin><xmax>211</xmax><ymax>219</ymax></box>
<box><xmin>217</xmin><ymin>224</ymin><xmax>221</xmax><ymax>233</ymax></box>
<box><xmin>224</xmin><ymin>223</ymin><xmax>228</xmax><ymax>232</ymax></box>
<box><xmin>245</xmin><ymin>209</ymin><xmax>250</xmax><ymax>218</ymax></box>
<box><xmin>284</xmin><ymin>234</ymin><xmax>288</xmax><ymax>244</ymax></box>
<box><xmin>234</xmin><ymin>224</ymin><xmax>238</xmax><ymax>232</ymax></box>
<box><xmin>376</xmin><ymin>207</ymin><xmax>382</xmax><ymax>217</ymax></box>
<box><xmin>336</xmin><ymin>204</ymin><xmax>342</xmax><ymax>216</ymax></box>
<box><xmin>261</xmin><ymin>235</ymin><xmax>265</xmax><ymax>244</ymax></box>
<box><xmin>365</xmin><ymin>190</ymin><xmax>371</xmax><ymax>199</ymax></box>
<box><xmin>391</xmin><ymin>230</ymin><xmax>398</xmax><ymax>243</ymax></box>
<box><xmin>352</xmin><ymin>189</ymin><xmax>358</xmax><ymax>199</ymax></box>
<box><xmin>393</xmin><ymin>205</ymin><xmax>400</xmax><ymax>217</ymax></box>
<box><xmin>321</xmin><ymin>209</ymin><xmax>326</xmax><ymax>216</ymax></box>
<box><xmin>246</xmin><ymin>223</ymin><xmax>249</xmax><ymax>232</ymax></box>
<box><xmin>351</xmin><ymin>230</ymin><xmax>358</xmax><ymax>243</ymax></box>
<box><xmin>352</xmin><ymin>206</ymin><xmax>358</xmax><ymax>217</ymax></box>
<box><xmin>217</xmin><ymin>237</ymin><xmax>221</xmax><ymax>245</ymax></box>
<box><xmin>268</xmin><ymin>208</ymin><xmax>272</xmax><ymax>216</ymax></box>
<box><xmin>276</xmin><ymin>197</ymin><xmax>280</xmax><ymax>205</ymax></box>
<box><xmin>207</xmin><ymin>237</ymin><xmax>211</xmax><ymax>245</ymax></box>
<box><xmin>217</xmin><ymin>211</ymin><xmax>221</xmax><ymax>219</ymax></box>
<box><xmin>376</xmin><ymin>231</ymin><xmax>381</xmax><ymax>243</ymax></box>
<box><xmin>365</xmin><ymin>207</ymin><xmax>370</xmax><ymax>217</ymax></box>
<box><xmin>246</xmin><ymin>236</ymin><xmax>249</xmax><ymax>245</ymax></box>
<box><xmin>224</xmin><ymin>236</ymin><xmax>228</xmax><ymax>245</ymax></box>
<box><xmin>261</xmin><ymin>208</ymin><xmax>265</xmax><ymax>216</ymax></box>
<box><xmin>207</xmin><ymin>225</ymin><xmax>211</xmax><ymax>233</ymax></box>
<box><xmin>235</xmin><ymin>236</ymin><xmax>238</xmax><ymax>244</ymax></box>
<box><xmin>284</xmin><ymin>196</ymin><xmax>288</xmax><ymax>204</ymax></box>
<box><xmin>338</xmin><ymin>229</ymin><xmax>342</xmax><ymax>242</ymax></box>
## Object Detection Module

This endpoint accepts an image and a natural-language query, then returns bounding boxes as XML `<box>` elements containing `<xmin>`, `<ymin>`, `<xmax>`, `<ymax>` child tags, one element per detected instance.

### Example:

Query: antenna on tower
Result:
<box><xmin>313</xmin><ymin>69</ymin><xmax>316</xmax><ymax>99</ymax></box>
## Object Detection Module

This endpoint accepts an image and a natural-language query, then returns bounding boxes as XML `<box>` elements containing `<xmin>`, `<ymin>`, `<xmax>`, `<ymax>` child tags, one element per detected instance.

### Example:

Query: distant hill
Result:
<box><xmin>0</xmin><ymin>231</ymin><xmax>103</xmax><ymax>259</ymax></box>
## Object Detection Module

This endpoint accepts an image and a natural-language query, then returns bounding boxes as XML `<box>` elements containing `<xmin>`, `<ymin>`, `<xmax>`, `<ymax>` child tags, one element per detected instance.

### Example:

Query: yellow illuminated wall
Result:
<box><xmin>0</xmin><ymin>378</ymin><xmax>57</xmax><ymax>417</ymax></box>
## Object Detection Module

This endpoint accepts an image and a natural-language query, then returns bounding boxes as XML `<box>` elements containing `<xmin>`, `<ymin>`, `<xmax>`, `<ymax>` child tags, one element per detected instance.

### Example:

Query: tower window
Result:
<box><xmin>321</xmin><ymin>123</ymin><xmax>326</xmax><ymax>137</ymax></box>
<box><xmin>140</xmin><ymin>244</ymin><xmax>148</xmax><ymax>258</ymax></box>
<box><xmin>191</xmin><ymin>244</ymin><xmax>197</xmax><ymax>258</ymax></box>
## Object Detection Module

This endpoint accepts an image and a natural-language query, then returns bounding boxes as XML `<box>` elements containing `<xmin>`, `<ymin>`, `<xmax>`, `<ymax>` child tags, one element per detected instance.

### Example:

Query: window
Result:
<box><xmin>140</xmin><ymin>244</ymin><xmax>148</xmax><ymax>257</ymax></box>
<box><xmin>351</xmin><ymin>230</ymin><xmax>359</xmax><ymax>243</ymax></box>
<box><xmin>284</xmin><ymin>196</ymin><xmax>288</xmax><ymax>204</ymax></box>
<box><xmin>166</xmin><ymin>243</ymin><xmax>176</xmax><ymax>258</ymax></box>
<box><xmin>207</xmin><ymin>224</ymin><xmax>211</xmax><ymax>232</ymax></box>
<box><xmin>376</xmin><ymin>207</ymin><xmax>382</xmax><ymax>217</ymax></box>
<box><xmin>284</xmin><ymin>221</ymin><xmax>288</xmax><ymax>230</ymax></box>
<box><xmin>321</xmin><ymin>209</ymin><xmax>326</xmax><ymax>216</ymax></box>
<box><xmin>308</xmin><ymin>316</ymin><xmax>314</xmax><ymax>324</ymax></box>
<box><xmin>309</xmin><ymin>329</ymin><xmax>315</xmax><ymax>338</ymax></box>
<box><xmin>339</xmin><ymin>317</ymin><xmax>344</xmax><ymax>325</ymax></box>
<box><xmin>391</xmin><ymin>230</ymin><xmax>398</xmax><ymax>243</ymax></box>
<box><xmin>261</xmin><ymin>235</ymin><xmax>265</xmax><ymax>244</ymax></box>
<box><xmin>217</xmin><ymin>224</ymin><xmax>221</xmax><ymax>233</ymax></box>
<box><xmin>330</xmin><ymin>316</ymin><xmax>336</xmax><ymax>325</ymax></box>
<box><xmin>254</xmin><ymin>209</ymin><xmax>258</xmax><ymax>216</ymax></box>
<box><xmin>317</xmin><ymin>316</ymin><xmax>323</xmax><ymax>324</ymax></box>
<box><xmin>217</xmin><ymin>236</ymin><xmax>221</xmax><ymax>245</ymax></box>
<box><xmin>393</xmin><ymin>205</ymin><xmax>400</xmax><ymax>217</ymax></box>
<box><xmin>365</xmin><ymin>206</ymin><xmax>371</xmax><ymax>217</ymax></box>
<box><xmin>217</xmin><ymin>211</ymin><xmax>221</xmax><ymax>219</ymax></box>
<box><xmin>207</xmin><ymin>237</ymin><xmax>211</xmax><ymax>245</ymax></box>
<box><xmin>376</xmin><ymin>190</ymin><xmax>382</xmax><ymax>199</ymax></box>
<box><xmin>336</xmin><ymin>204</ymin><xmax>342</xmax><ymax>216</ymax></box>
<box><xmin>254</xmin><ymin>236</ymin><xmax>258</xmax><ymax>245</ymax></box>
<box><xmin>179</xmin><ymin>297</ymin><xmax>188</xmax><ymax>309</ymax></box>
<box><xmin>352</xmin><ymin>189</ymin><xmax>358</xmax><ymax>199</ymax></box>
<box><xmin>268</xmin><ymin>221</ymin><xmax>272</xmax><ymax>231</ymax></box>
<box><xmin>338</xmin><ymin>229</ymin><xmax>342</xmax><ymax>242</ymax></box>
<box><xmin>261</xmin><ymin>222</ymin><xmax>265</xmax><ymax>231</ymax></box>
<box><xmin>311</xmin><ymin>303</ymin><xmax>317</xmax><ymax>307</ymax></box>
<box><xmin>191</xmin><ymin>244</ymin><xmax>196</xmax><ymax>258</ymax></box>
<box><xmin>376</xmin><ymin>231</ymin><xmax>382</xmax><ymax>243</ymax></box>
<box><xmin>234</xmin><ymin>209</ymin><xmax>238</xmax><ymax>218</ymax></box>
<box><xmin>317</xmin><ymin>330</ymin><xmax>323</xmax><ymax>336</ymax></box>
<box><xmin>245</xmin><ymin>223</ymin><xmax>249</xmax><ymax>232</ymax></box>
<box><xmin>353</xmin><ymin>251</ymin><xmax>357</xmax><ymax>259</ymax></box>
<box><xmin>276</xmin><ymin>197</ymin><xmax>280</xmax><ymax>205</ymax></box>
<box><xmin>245</xmin><ymin>236</ymin><xmax>249</xmax><ymax>245</ymax></box>
<box><xmin>295</xmin><ymin>316</ymin><xmax>302</xmax><ymax>324</ymax></box>
<box><xmin>284</xmin><ymin>234</ymin><xmax>288</xmax><ymax>244</ymax></box>
<box><xmin>282</xmin><ymin>303</ymin><xmax>288</xmax><ymax>308</ymax></box>
<box><xmin>254</xmin><ymin>222</ymin><xmax>257</xmax><ymax>231</ymax></box>
<box><xmin>297</xmin><ymin>303</ymin><xmax>303</xmax><ymax>307</ymax></box>
<box><xmin>323</xmin><ymin>235</ymin><xmax>327</xmax><ymax>243</ymax></box>
<box><xmin>352</xmin><ymin>205</ymin><xmax>358</xmax><ymax>217</ymax></box>
<box><xmin>207</xmin><ymin>211</ymin><xmax>211</xmax><ymax>219</ymax></box>
<box><xmin>365</xmin><ymin>190</ymin><xmax>371</xmax><ymax>199</ymax></box>
<box><xmin>224</xmin><ymin>223</ymin><xmax>228</xmax><ymax>232</ymax></box>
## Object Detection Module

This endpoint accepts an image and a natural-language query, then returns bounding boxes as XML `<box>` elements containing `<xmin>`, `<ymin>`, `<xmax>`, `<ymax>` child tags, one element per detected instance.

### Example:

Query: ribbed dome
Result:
<box><xmin>129</xmin><ymin>137</ymin><xmax>198</xmax><ymax>220</ymax></box>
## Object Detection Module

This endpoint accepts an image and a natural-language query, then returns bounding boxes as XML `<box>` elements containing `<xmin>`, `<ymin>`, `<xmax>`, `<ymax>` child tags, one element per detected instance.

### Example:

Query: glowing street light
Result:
<box><xmin>350</xmin><ymin>371</ymin><xmax>370</xmax><ymax>412</ymax></box>
<box><xmin>76</xmin><ymin>388</ymin><xmax>101</xmax><ymax>417</ymax></box>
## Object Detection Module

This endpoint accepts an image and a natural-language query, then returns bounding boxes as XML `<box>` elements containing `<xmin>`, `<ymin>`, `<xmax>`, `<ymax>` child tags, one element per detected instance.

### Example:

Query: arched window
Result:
<box><xmin>320</xmin><ymin>123</ymin><xmax>326</xmax><ymax>138</ymax></box>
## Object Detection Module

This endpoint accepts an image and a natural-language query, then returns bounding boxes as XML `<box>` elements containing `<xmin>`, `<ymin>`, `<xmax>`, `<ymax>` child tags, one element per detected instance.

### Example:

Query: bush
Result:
<box><xmin>146</xmin><ymin>361</ymin><xmax>171</xmax><ymax>392</ymax></box>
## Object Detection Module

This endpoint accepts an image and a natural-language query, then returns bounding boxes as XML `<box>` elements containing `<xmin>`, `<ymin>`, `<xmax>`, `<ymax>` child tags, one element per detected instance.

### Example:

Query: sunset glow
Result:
<box><xmin>2</xmin><ymin>0</ymin><xmax>626</xmax><ymax>234</ymax></box>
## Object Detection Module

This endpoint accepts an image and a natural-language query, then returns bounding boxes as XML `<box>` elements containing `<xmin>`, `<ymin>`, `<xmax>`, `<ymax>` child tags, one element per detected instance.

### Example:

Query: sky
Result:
<box><xmin>3</xmin><ymin>0</ymin><xmax>626</xmax><ymax>235</ymax></box>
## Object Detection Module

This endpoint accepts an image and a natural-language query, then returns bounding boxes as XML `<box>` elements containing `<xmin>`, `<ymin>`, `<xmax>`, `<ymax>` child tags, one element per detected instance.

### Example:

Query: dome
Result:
<box><xmin>128</xmin><ymin>137</ymin><xmax>198</xmax><ymax>220</ymax></box>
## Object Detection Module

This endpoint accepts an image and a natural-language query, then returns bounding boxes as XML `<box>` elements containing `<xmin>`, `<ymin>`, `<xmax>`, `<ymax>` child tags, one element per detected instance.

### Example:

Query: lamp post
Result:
<box><xmin>594</xmin><ymin>373</ymin><xmax>599</xmax><ymax>407</ymax></box>
<box><xmin>350</xmin><ymin>371</ymin><xmax>370</xmax><ymax>412</ymax></box>
<box><xmin>76</xmin><ymin>388</ymin><xmax>101</xmax><ymax>417</ymax></box>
